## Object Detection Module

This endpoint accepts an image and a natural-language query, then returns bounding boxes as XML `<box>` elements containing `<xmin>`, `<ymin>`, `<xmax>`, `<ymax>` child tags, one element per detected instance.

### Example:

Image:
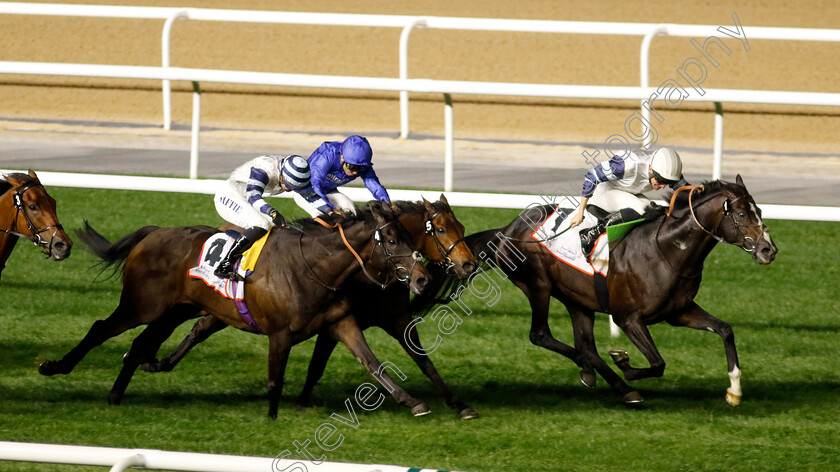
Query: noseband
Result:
<box><xmin>424</xmin><ymin>211</ymin><xmax>467</xmax><ymax>272</ymax></box>
<box><xmin>1</xmin><ymin>182</ymin><xmax>64</xmax><ymax>258</ymax></box>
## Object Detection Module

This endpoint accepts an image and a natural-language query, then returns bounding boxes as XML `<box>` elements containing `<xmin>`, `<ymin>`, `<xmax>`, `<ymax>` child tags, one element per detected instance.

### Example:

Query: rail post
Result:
<box><xmin>161</xmin><ymin>9</ymin><xmax>189</xmax><ymax>131</ymax></box>
<box><xmin>399</xmin><ymin>17</ymin><xmax>427</xmax><ymax>139</ymax></box>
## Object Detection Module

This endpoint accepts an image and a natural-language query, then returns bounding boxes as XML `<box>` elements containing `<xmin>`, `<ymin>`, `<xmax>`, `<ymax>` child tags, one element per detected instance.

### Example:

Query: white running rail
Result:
<box><xmin>0</xmin><ymin>441</ymin><xmax>458</xmax><ymax>472</ymax></box>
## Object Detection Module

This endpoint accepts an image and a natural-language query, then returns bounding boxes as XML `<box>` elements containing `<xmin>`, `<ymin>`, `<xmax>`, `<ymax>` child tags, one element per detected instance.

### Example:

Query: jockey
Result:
<box><xmin>569</xmin><ymin>147</ymin><xmax>689</xmax><ymax>256</ymax></box>
<box><xmin>293</xmin><ymin>135</ymin><xmax>391</xmax><ymax>217</ymax></box>
<box><xmin>214</xmin><ymin>154</ymin><xmax>313</xmax><ymax>280</ymax></box>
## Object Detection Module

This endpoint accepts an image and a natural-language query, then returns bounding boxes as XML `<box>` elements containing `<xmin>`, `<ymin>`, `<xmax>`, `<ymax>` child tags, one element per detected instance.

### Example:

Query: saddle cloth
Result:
<box><xmin>530</xmin><ymin>199</ymin><xmax>609</xmax><ymax>277</ymax></box>
<box><xmin>187</xmin><ymin>229</ymin><xmax>271</xmax><ymax>333</ymax></box>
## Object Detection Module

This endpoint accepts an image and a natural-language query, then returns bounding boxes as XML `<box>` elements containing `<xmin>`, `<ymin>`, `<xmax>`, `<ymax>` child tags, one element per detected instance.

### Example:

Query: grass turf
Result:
<box><xmin>1</xmin><ymin>186</ymin><xmax>839</xmax><ymax>472</ymax></box>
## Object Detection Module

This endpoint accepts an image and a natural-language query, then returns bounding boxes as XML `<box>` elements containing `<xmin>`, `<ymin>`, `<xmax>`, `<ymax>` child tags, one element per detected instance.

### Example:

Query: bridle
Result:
<box><xmin>302</xmin><ymin>218</ymin><xmax>422</xmax><ymax>291</ymax></box>
<box><xmin>424</xmin><ymin>210</ymin><xmax>468</xmax><ymax>272</ymax></box>
<box><xmin>667</xmin><ymin>185</ymin><xmax>767</xmax><ymax>257</ymax></box>
<box><xmin>1</xmin><ymin>182</ymin><xmax>64</xmax><ymax>258</ymax></box>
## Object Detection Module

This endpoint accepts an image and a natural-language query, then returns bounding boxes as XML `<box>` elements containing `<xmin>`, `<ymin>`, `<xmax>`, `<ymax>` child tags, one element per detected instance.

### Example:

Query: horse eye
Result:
<box><xmin>739</xmin><ymin>212</ymin><xmax>746</xmax><ymax>218</ymax></box>
<box><xmin>437</xmin><ymin>227</ymin><xmax>446</xmax><ymax>233</ymax></box>
<box><xmin>28</xmin><ymin>204</ymin><xmax>37</xmax><ymax>211</ymax></box>
<box><xmin>389</xmin><ymin>239</ymin><xmax>397</xmax><ymax>246</ymax></box>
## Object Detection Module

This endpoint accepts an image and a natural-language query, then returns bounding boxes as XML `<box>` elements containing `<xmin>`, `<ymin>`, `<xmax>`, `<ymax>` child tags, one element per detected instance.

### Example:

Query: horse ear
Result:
<box><xmin>369</xmin><ymin>202</ymin><xmax>384</xmax><ymax>222</ymax></box>
<box><xmin>423</xmin><ymin>197</ymin><xmax>434</xmax><ymax>213</ymax></box>
<box><xmin>28</xmin><ymin>169</ymin><xmax>40</xmax><ymax>182</ymax></box>
<box><xmin>735</xmin><ymin>174</ymin><xmax>745</xmax><ymax>188</ymax></box>
<box><xmin>4</xmin><ymin>174</ymin><xmax>23</xmax><ymax>187</ymax></box>
<box><xmin>439</xmin><ymin>193</ymin><xmax>448</xmax><ymax>205</ymax></box>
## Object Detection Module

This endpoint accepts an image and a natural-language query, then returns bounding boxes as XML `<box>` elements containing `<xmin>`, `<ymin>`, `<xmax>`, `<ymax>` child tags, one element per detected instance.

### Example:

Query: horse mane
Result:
<box><xmin>1</xmin><ymin>172</ymin><xmax>35</xmax><ymax>194</ymax></box>
<box><xmin>290</xmin><ymin>200</ymin><xmax>446</xmax><ymax>232</ymax></box>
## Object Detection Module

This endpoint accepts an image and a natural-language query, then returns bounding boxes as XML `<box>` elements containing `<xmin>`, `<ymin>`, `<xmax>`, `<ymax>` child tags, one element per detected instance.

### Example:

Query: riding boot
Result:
<box><xmin>214</xmin><ymin>234</ymin><xmax>255</xmax><ymax>281</ymax></box>
<box><xmin>579</xmin><ymin>223</ymin><xmax>606</xmax><ymax>257</ymax></box>
<box><xmin>579</xmin><ymin>210</ymin><xmax>632</xmax><ymax>257</ymax></box>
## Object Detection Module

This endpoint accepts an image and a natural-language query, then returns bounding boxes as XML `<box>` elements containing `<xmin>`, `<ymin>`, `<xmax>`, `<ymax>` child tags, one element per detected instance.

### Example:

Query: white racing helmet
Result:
<box><xmin>650</xmin><ymin>148</ymin><xmax>683</xmax><ymax>183</ymax></box>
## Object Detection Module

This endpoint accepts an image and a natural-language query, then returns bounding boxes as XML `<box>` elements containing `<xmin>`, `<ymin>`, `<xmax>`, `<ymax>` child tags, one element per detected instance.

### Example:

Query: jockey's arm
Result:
<box><xmin>569</xmin><ymin>196</ymin><xmax>590</xmax><ymax>228</ymax></box>
<box><xmin>361</xmin><ymin>169</ymin><xmax>391</xmax><ymax>203</ymax></box>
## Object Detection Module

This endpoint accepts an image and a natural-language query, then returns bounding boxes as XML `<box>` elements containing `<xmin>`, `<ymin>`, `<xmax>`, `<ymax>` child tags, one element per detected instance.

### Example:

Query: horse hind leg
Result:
<box><xmin>141</xmin><ymin>314</ymin><xmax>227</xmax><ymax>373</ymax></box>
<box><xmin>108</xmin><ymin>305</ymin><xmax>201</xmax><ymax>405</ymax></box>
<box><xmin>566</xmin><ymin>306</ymin><xmax>644</xmax><ymax>406</ymax></box>
<box><xmin>39</xmin><ymin>302</ymin><xmax>146</xmax><ymax>376</ymax></box>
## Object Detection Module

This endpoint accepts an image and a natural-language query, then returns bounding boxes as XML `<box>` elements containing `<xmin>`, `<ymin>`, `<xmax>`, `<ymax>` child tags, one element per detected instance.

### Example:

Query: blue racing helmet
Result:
<box><xmin>281</xmin><ymin>155</ymin><xmax>310</xmax><ymax>190</ymax></box>
<box><xmin>340</xmin><ymin>135</ymin><xmax>373</xmax><ymax>166</ymax></box>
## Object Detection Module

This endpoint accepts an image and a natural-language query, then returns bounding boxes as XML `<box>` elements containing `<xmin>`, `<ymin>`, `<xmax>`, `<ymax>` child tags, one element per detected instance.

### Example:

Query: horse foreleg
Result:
<box><xmin>297</xmin><ymin>333</ymin><xmax>339</xmax><ymax>406</ymax></box>
<box><xmin>329</xmin><ymin>316</ymin><xmax>430</xmax><ymax>417</ymax></box>
<box><xmin>609</xmin><ymin>314</ymin><xmax>666</xmax><ymax>381</ymax></box>
<box><xmin>388</xmin><ymin>313</ymin><xmax>478</xmax><ymax>419</ymax></box>
<box><xmin>267</xmin><ymin>330</ymin><xmax>292</xmax><ymax>419</ymax></box>
<box><xmin>668</xmin><ymin>303</ymin><xmax>742</xmax><ymax>406</ymax></box>
<box><xmin>108</xmin><ymin>306</ymin><xmax>199</xmax><ymax>405</ymax></box>
<box><xmin>566</xmin><ymin>306</ymin><xmax>643</xmax><ymax>405</ymax></box>
<box><xmin>39</xmin><ymin>304</ymin><xmax>145</xmax><ymax>376</ymax></box>
<box><xmin>142</xmin><ymin>314</ymin><xmax>227</xmax><ymax>372</ymax></box>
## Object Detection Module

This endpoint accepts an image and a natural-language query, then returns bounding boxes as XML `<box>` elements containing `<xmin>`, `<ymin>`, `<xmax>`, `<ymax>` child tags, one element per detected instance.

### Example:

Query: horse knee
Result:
<box><xmin>718</xmin><ymin>321</ymin><xmax>735</xmax><ymax>343</ymax></box>
<box><xmin>529</xmin><ymin>331</ymin><xmax>548</xmax><ymax>347</ymax></box>
<box><xmin>650</xmin><ymin>360</ymin><xmax>666</xmax><ymax>377</ymax></box>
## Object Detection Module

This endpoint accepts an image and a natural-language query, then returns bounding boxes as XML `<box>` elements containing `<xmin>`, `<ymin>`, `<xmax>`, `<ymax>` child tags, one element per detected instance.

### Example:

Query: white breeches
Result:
<box><xmin>293</xmin><ymin>190</ymin><xmax>358</xmax><ymax>218</ymax></box>
<box><xmin>214</xmin><ymin>182</ymin><xmax>273</xmax><ymax>230</ymax></box>
<box><xmin>588</xmin><ymin>185</ymin><xmax>651</xmax><ymax>215</ymax></box>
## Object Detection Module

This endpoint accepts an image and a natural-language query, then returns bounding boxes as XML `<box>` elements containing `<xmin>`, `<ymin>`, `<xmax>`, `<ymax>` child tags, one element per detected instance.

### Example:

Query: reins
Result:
<box><xmin>304</xmin><ymin>215</ymin><xmax>416</xmax><ymax>290</ymax></box>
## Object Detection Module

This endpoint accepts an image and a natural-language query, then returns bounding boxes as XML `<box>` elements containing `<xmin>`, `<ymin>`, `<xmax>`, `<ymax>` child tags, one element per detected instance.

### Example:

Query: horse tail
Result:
<box><xmin>408</xmin><ymin>227</ymin><xmax>507</xmax><ymax>317</ymax></box>
<box><xmin>75</xmin><ymin>221</ymin><xmax>160</xmax><ymax>276</ymax></box>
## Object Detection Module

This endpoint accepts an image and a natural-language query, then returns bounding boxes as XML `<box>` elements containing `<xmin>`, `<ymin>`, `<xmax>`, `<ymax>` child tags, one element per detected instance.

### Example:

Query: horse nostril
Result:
<box><xmin>55</xmin><ymin>242</ymin><xmax>66</xmax><ymax>250</ymax></box>
<box><xmin>416</xmin><ymin>277</ymin><xmax>429</xmax><ymax>290</ymax></box>
<box><xmin>462</xmin><ymin>262</ymin><xmax>477</xmax><ymax>274</ymax></box>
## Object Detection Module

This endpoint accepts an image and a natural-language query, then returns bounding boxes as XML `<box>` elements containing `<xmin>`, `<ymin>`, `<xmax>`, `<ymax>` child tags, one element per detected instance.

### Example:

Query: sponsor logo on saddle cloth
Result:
<box><xmin>530</xmin><ymin>199</ymin><xmax>610</xmax><ymax>277</ymax></box>
<box><xmin>187</xmin><ymin>229</ymin><xmax>271</xmax><ymax>333</ymax></box>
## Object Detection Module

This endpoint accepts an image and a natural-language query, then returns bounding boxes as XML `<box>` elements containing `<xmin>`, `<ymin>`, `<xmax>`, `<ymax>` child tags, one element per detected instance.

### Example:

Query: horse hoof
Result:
<box><xmin>623</xmin><ymin>391</ymin><xmax>644</xmax><ymax>407</ymax></box>
<box><xmin>411</xmin><ymin>403</ymin><xmax>432</xmax><ymax>417</ymax></box>
<box><xmin>726</xmin><ymin>391</ymin><xmax>742</xmax><ymax>407</ymax></box>
<box><xmin>38</xmin><ymin>360</ymin><xmax>59</xmax><ymax>376</ymax></box>
<box><xmin>458</xmin><ymin>407</ymin><xmax>480</xmax><ymax>420</ymax></box>
<box><xmin>580</xmin><ymin>370</ymin><xmax>597</xmax><ymax>389</ymax></box>
<box><xmin>609</xmin><ymin>350</ymin><xmax>629</xmax><ymax>364</ymax></box>
<box><xmin>106</xmin><ymin>392</ymin><xmax>123</xmax><ymax>406</ymax></box>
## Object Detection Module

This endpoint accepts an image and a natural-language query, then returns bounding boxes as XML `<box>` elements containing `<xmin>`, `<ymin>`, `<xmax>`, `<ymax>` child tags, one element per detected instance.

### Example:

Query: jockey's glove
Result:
<box><xmin>269</xmin><ymin>209</ymin><xmax>286</xmax><ymax>227</ymax></box>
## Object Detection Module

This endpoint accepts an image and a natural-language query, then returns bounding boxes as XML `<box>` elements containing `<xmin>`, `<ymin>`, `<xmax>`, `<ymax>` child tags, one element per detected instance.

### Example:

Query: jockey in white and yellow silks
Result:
<box><xmin>214</xmin><ymin>154</ymin><xmax>314</xmax><ymax>280</ymax></box>
<box><xmin>569</xmin><ymin>147</ymin><xmax>689</xmax><ymax>255</ymax></box>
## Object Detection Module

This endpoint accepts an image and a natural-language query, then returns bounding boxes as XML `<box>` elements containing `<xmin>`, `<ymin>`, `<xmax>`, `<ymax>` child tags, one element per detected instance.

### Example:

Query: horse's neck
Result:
<box><xmin>310</xmin><ymin>223</ymin><xmax>377</xmax><ymax>287</ymax></box>
<box><xmin>654</xmin><ymin>205</ymin><xmax>720</xmax><ymax>275</ymax></box>
<box><xmin>398</xmin><ymin>213</ymin><xmax>426</xmax><ymax>251</ymax></box>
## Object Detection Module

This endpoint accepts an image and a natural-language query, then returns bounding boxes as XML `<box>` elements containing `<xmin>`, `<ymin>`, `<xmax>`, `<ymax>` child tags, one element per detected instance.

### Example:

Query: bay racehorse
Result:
<box><xmin>39</xmin><ymin>202</ymin><xmax>432</xmax><ymax>418</ymax></box>
<box><xmin>417</xmin><ymin>176</ymin><xmax>777</xmax><ymax>406</ymax></box>
<box><xmin>1</xmin><ymin>170</ymin><xmax>72</xmax><ymax>281</ymax></box>
<box><xmin>143</xmin><ymin>197</ymin><xmax>482</xmax><ymax>418</ymax></box>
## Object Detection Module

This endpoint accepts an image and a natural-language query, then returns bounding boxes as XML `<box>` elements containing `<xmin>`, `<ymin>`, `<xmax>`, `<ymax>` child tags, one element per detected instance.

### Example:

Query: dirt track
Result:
<box><xmin>1</xmin><ymin>0</ymin><xmax>839</xmax><ymax>155</ymax></box>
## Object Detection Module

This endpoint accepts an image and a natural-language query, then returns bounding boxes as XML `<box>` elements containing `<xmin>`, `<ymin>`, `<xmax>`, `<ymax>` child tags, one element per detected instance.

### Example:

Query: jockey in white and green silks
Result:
<box><xmin>569</xmin><ymin>147</ymin><xmax>689</xmax><ymax>255</ymax></box>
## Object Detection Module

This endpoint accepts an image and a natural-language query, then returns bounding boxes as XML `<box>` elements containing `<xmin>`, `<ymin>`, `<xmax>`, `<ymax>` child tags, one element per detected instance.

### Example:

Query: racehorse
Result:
<box><xmin>1</xmin><ymin>170</ymin><xmax>72</xmax><ymax>281</ymax></box>
<box><xmin>142</xmin><ymin>197</ymin><xmax>482</xmax><ymax>418</ymax></box>
<box><xmin>39</xmin><ymin>202</ymin><xmax>433</xmax><ymax>418</ymax></box>
<box><xmin>416</xmin><ymin>176</ymin><xmax>777</xmax><ymax>407</ymax></box>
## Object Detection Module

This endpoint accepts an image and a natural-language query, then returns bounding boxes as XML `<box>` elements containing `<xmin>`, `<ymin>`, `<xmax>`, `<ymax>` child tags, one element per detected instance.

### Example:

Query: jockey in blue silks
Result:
<box><xmin>293</xmin><ymin>135</ymin><xmax>391</xmax><ymax>217</ymax></box>
<box><xmin>213</xmin><ymin>154</ymin><xmax>313</xmax><ymax>280</ymax></box>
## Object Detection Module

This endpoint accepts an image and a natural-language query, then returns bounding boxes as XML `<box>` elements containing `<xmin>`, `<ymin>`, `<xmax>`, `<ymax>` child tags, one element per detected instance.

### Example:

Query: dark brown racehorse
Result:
<box><xmin>143</xmin><ymin>197</ymin><xmax>482</xmax><ymax>418</ymax></box>
<box><xmin>39</xmin><ymin>202</ymin><xmax>432</xmax><ymax>418</ymax></box>
<box><xmin>419</xmin><ymin>176</ymin><xmax>777</xmax><ymax>406</ymax></box>
<box><xmin>1</xmin><ymin>170</ymin><xmax>72</xmax><ymax>281</ymax></box>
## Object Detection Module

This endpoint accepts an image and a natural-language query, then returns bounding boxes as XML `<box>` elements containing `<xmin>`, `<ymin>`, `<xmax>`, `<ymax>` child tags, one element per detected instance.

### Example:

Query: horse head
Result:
<box><xmin>416</xmin><ymin>194</ymin><xmax>477</xmax><ymax>278</ymax></box>
<box><xmin>2</xmin><ymin>170</ymin><xmax>72</xmax><ymax>260</ymax></box>
<box><xmin>676</xmin><ymin>175</ymin><xmax>777</xmax><ymax>265</ymax></box>
<box><xmin>367</xmin><ymin>201</ymin><xmax>431</xmax><ymax>294</ymax></box>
